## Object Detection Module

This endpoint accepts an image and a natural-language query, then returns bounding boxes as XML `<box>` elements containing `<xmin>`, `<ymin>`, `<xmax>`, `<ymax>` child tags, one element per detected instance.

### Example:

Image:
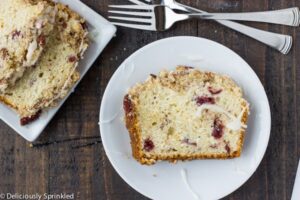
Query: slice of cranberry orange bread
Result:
<box><xmin>123</xmin><ymin>66</ymin><xmax>250</xmax><ymax>165</ymax></box>
<box><xmin>0</xmin><ymin>0</ymin><xmax>57</xmax><ymax>93</ymax></box>
<box><xmin>0</xmin><ymin>3</ymin><xmax>89</xmax><ymax>125</ymax></box>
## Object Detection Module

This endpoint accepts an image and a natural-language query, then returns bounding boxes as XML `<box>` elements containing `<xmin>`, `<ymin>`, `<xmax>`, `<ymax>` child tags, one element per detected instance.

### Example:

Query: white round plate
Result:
<box><xmin>100</xmin><ymin>36</ymin><xmax>271</xmax><ymax>200</ymax></box>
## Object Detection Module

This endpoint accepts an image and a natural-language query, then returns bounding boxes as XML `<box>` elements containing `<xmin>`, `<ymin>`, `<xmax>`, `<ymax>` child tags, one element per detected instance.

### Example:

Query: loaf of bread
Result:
<box><xmin>0</xmin><ymin>3</ymin><xmax>89</xmax><ymax>125</ymax></box>
<box><xmin>124</xmin><ymin>66</ymin><xmax>250</xmax><ymax>165</ymax></box>
<box><xmin>0</xmin><ymin>0</ymin><xmax>57</xmax><ymax>93</ymax></box>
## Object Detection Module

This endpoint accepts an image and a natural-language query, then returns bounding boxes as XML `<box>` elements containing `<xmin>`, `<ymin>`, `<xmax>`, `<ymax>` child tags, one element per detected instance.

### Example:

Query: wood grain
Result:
<box><xmin>0</xmin><ymin>0</ymin><xmax>299</xmax><ymax>199</ymax></box>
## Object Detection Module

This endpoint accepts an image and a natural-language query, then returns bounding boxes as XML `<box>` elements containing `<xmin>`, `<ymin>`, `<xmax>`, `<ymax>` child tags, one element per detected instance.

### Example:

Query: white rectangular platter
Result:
<box><xmin>0</xmin><ymin>0</ymin><xmax>116</xmax><ymax>141</ymax></box>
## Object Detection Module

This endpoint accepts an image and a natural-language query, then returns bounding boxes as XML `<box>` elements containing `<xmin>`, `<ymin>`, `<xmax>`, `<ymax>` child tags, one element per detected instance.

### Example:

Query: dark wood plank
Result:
<box><xmin>0</xmin><ymin>0</ymin><xmax>299</xmax><ymax>199</ymax></box>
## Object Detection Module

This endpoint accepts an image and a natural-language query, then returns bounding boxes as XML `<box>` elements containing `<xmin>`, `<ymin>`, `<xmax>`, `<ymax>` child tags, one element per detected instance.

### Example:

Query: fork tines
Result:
<box><xmin>108</xmin><ymin>5</ymin><xmax>156</xmax><ymax>31</ymax></box>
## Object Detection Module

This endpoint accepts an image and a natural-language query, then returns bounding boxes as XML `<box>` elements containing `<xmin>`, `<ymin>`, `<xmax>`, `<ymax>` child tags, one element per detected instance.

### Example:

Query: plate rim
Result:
<box><xmin>99</xmin><ymin>36</ymin><xmax>271</xmax><ymax>200</ymax></box>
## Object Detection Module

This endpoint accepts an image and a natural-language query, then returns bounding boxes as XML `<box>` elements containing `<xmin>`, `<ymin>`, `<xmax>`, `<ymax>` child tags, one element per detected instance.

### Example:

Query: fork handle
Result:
<box><xmin>128</xmin><ymin>0</ymin><xmax>293</xmax><ymax>54</ymax></box>
<box><xmin>216</xmin><ymin>20</ymin><xmax>292</xmax><ymax>54</ymax></box>
<box><xmin>192</xmin><ymin>7</ymin><xmax>300</xmax><ymax>26</ymax></box>
<box><xmin>175</xmin><ymin>3</ymin><xmax>293</xmax><ymax>54</ymax></box>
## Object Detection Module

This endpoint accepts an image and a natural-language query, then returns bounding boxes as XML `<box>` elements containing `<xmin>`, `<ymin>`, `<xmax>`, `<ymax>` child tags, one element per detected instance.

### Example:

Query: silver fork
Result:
<box><xmin>128</xmin><ymin>1</ymin><xmax>300</xmax><ymax>26</ymax></box>
<box><xmin>109</xmin><ymin>4</ymin><xmax>292</xmax><ymax>54</ymax></box>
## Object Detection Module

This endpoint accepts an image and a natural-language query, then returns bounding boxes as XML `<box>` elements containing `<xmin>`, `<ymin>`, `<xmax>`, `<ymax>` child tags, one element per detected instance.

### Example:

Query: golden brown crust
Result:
<box><xmin>124</xmin><ymin>66</ymin><xmax>250</xmax><ymax>165</ymax></box>
<box><xmin>123</xmin><ymin>94</ymin><xmax>142</xmax><ymax>162</ymax></box>
<box><xmin>0</xmin><ymin>95</ymin><xmax>17</xmax><ymax>110</ymax></box>
<box><xmin>235</xmin><ymin>101</ymin><xmax>250</xmax><ymax>157</ymax></box>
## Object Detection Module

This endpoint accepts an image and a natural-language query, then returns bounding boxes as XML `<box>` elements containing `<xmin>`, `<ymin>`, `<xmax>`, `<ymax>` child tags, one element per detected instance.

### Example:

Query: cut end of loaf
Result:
<box><xmin>124</xmin><ymin>66</ymin><xmax>250</xmax><ymax>165</ymax></box>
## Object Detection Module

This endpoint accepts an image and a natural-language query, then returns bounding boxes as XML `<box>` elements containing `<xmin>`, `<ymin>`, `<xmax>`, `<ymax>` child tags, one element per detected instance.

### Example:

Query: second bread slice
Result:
<box><xmin>0</xmin><ymin>3</ymin><xmax>89</xmax><ymax>125</ymax></box>
<box><xmin>0</xmin><ymin>0</ymin><xmax>57</xmax><ymax>93</ymax></box>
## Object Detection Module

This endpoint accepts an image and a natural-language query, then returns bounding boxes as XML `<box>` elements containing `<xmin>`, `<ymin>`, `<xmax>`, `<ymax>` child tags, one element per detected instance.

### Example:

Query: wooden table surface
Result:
<box><xmin>0</xmin><ymin>0</ymin><xmax>299</xmax><ymax>199</ymax></box>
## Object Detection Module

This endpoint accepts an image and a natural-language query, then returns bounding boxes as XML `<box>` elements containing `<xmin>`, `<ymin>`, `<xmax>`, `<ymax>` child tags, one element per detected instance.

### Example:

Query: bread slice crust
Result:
<box><xmin>124</xmin><ymin>66</ymin><xmax>249</xmax><ymax>165</ymax></box>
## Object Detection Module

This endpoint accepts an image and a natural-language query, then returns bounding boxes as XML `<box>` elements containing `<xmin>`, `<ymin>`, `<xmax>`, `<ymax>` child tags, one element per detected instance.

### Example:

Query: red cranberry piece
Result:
<box><xmin>62</xmin><ymin>22</ymin><xmax>68</xmax><ymax>29</ymax></box>
<box><xmin>196</xmin><ymin>96</ymin><xmax>215</xmax><ymax>106</ymax></box>
<box><xmin>182</xmin><ymin>138</ymin><xmax>197</xmax><ymax>146</ymax></box>
<box><xmin>12</xmin><ymin>30</ymin><xmax>21</xmax><ymax>39</ymax></box>
<box><xmin>68</xmin><ymin>55</ymin><xmax>77</xmax><ymax>62</ymax></box>
<box><xmin>212</xmin><ymin>118</ymin><xmax>224</xmax><ymax>139</ymax></box>
<box><xmin>143</xmin><ymin>138</ymin><xmax>154</xmax><ymax>152</ymax></box>
<box><xmin>37</xmin><ymin>35</ymin><xmax>46</xmax><ymax>46</ymax></box>
<box><xmin>20</xmin><ymin>110</ymin><xmax>42</xmax><ymax>126</ymax></box>
<box><xmin>225</xmin><ymin>143</ymin><xmax>231</xmax><ymax>154</ymax></box>
<box><xmin>208</xmin><ymin>87</ymin><xmax>223</xmax><ymax>95</ymax></box>
<box><xmin>0</xmin><ymin>48</ymin><xmax>9</xmax><ymax>60</ymax></box>
<box><xmin>123</xmin><ymin>95</ymin><xmax>133</xmax><ymax>114</ymax></box>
